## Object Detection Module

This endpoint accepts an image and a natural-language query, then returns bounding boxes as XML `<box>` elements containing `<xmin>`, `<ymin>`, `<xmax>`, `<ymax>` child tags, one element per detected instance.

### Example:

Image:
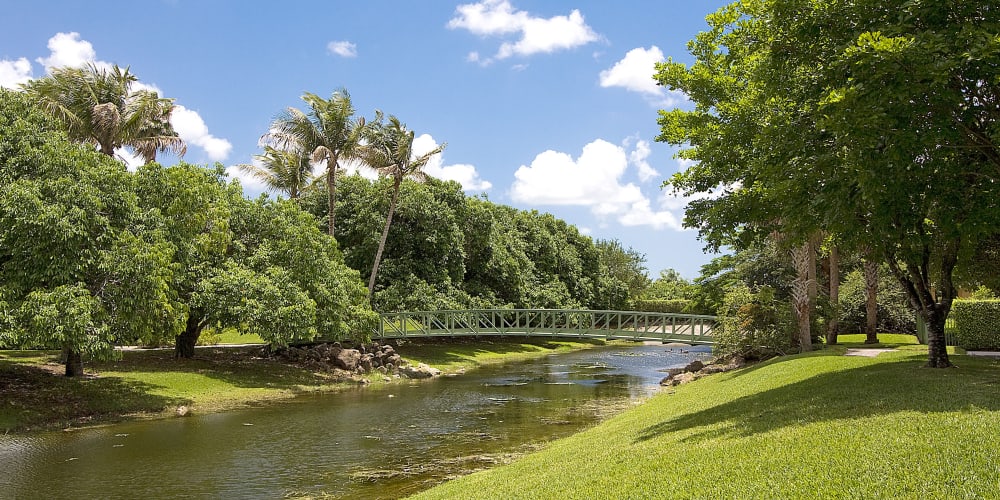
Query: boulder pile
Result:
<box><xmin>659</xmin><ymin>355</ymin><xmax>747</xmax><ymax>387</ymax></box>
<box><xmin>271</xmin><ymin>342</ymin><xmax>439</xmax><ymax>379</ymax></box>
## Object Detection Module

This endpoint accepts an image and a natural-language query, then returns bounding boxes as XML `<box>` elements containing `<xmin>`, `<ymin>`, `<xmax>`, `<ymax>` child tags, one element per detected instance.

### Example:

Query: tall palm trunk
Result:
<box><xmin>369</xmin><ymin>177</ymin><xmax>402</xmax><ymax>295</ymax></box>
<box><xmin>863</xmin><ymin>257</ymin><xmax>879</xmax><ymax>344</ymax></box>
<box><xmin>327</xmin><ymin>156</ymin><xmax>339</xmax><ymax>237</ymax></box>
<box><xmin>826</xmin><ymin>245</ymin><xmax>840</xmax><ymax>345</ymax></box>
<box><xmin>790</xmin><ymin>240</ymin><xmax>815</xmax><ymax>352</ymax></box>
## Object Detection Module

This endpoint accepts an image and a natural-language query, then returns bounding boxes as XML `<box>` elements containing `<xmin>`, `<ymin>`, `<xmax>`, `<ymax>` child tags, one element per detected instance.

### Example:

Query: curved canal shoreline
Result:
<box><xmin>0</xmin><ymin>338</ymin><xmax>625</xmax><ymax>433</ymax></box>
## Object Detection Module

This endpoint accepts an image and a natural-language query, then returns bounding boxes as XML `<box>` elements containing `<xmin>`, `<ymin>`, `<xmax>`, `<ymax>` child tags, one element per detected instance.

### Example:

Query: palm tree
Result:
<box><xmin>262</xmin><ymin>89</ymin><xmax>367</xmax><ymax>237</ymax></box>
<box><xmin>236</xmin><ymin>145</ymin><xmax>314</xmax><ymax>200</ymax></box>
<box><xmin>361</xmin><ymin>116</ymin><xmax>444</xmax><ymax>295</ymax></box>
<box><xmin>22</xmin><ymin>63</ymin><xmax>186</xmax><ymax>163</ymax></box>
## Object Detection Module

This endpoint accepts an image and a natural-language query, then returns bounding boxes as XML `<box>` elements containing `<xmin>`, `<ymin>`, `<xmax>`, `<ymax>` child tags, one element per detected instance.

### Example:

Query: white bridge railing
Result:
<box><xmin>374</xmin><ymin>309</ymin><xmax>716</xmax><ymax>345</ymax></box>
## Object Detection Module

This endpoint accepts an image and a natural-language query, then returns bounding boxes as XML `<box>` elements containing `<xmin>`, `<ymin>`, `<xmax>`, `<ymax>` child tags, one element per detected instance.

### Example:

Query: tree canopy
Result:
<box><xmin>657</xmin><ymin>0</ymin><xmax>1000</xmax><ymax>367</ymax></box>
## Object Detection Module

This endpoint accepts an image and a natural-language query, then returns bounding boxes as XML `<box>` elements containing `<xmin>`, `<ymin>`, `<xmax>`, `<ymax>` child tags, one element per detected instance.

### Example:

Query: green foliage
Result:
<box><xmin>838</xmin><ymin>267</ymin><xmax>915</xmax><ymax>334</ymax></box>
<box><xmin>0</xmin><ymin>90</ymin><xmax>173</xmax><ymax>364</ymax></box>
<box><xmin>657</xmin><ymin>0</ymin><xmax>1000</xmax><ymax>367</ymax></box>
<box><xmin>21</xmin><ymin>64</ymin><xmax>185</xmax><ymax>162</ymax></box>
<box><xmin>630</xmin><ymin>299</ymin><xmax>692</xmax><ymax>314</ymax></box>
<box><xmin>643</xmin><ymin>269</ymin><xmax>694</xmax><ymax>301</ymax></box>
<box><xmin>969</xmin><ymin>286</ymin><xmax>997</xmax><ymax>301</ymax></box>
<box><xmin>594</xmin><ymin>239</ymin><xmax>649</xmax><ymax>309</ymax></box>
<box><xmin>951</xmin><ymin>300</ymin><xmax>1000</xmax><ymax>350</ymax></box>
<box><xmin>716</xmin><ymin>284</ymin><xmax>794</xmax><ymax>359</ymax></box>
<box><xmin>310</xmin><ymin>174</ymin><xmax>624</xmax><ymax>313</ymax></box>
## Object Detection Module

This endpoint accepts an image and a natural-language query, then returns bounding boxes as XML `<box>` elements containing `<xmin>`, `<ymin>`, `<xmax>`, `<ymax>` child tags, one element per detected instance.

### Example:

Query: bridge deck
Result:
<box><xmin>374</xmin><ymin>309</ymin><xmax>716</xmax><ymax>345</ymax></box>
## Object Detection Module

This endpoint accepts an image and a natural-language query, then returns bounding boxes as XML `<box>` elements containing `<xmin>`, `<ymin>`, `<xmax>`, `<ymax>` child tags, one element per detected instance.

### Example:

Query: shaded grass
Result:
<box><xmin>412</xmin><ymin>349</ymin><xmax>1000</xmax><ymax>499</ymax></box>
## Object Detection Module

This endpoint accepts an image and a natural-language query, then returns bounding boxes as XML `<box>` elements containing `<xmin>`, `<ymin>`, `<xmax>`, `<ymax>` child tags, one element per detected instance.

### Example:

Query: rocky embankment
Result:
<box><xmin>271</xmin><ymin>342</ymin><xmax>442</xmax><ymax>380</ymax></box>
<box><xmin>659</xmin><ymin>355</ymin><xmax>747</xmax><ymax>387</ymax></box>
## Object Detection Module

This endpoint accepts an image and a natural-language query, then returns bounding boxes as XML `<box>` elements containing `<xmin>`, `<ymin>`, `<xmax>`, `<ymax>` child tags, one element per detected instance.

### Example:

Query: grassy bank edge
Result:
<box><xmin>0</xmin><ymin>337</ymin><xmax>608</xmax><ymax>433</ymax></box>
<box><xmin>409</xmin><ymin>340</ymin><xmax>1000</xmax><ymax>499</ymax></box>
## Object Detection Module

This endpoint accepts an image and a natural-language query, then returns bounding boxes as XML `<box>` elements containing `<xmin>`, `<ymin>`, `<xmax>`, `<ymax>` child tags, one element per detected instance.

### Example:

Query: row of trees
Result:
<box><xmin>0</xmin><ymin>65</ymin><xmax>652</xmax><ymax>375</ymax></box>
<box><xmin>656</xmin><ymin>0</ymin><xmax>1000</xmax><ymax>367</ymax></box>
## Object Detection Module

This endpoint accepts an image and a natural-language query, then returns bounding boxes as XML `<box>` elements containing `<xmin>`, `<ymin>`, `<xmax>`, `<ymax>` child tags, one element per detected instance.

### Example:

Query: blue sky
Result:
<box><xmin>1</xmin><ymin>0</ymin><xmax>732</xmax><ymax>279</ymax></box>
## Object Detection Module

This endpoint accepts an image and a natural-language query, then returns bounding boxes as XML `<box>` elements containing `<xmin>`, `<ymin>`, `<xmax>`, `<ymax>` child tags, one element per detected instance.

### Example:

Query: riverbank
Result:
<box><xmin>412</xmin><ymin>344</ymin><xmax>1000</xmax><ymax>499</ymax></box>
<box><xmin>0</xmin><ymin>338</ymin><xmax>607</xmax><ymax>433</ymax></box>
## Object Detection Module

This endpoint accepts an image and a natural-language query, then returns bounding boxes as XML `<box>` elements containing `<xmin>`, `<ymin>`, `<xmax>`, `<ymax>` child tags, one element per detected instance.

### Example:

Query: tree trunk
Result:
<box><xmin>883</xmin><ymin>241</ymin><xmax>958</xmax><ymax>368</ymax></box>
<box><xmin>826</xmin><ymin>245</ymin><xmax>840</xmax><ymax>345</ymax></box>
<box><xmin>368</xmin><ymin>177</ymin><xmax>401</xmax><ymax>296</ymax></box>
<box><xmin>790</xmin><ymin>241</ymin><xmax>813</xmax><ymax>352</ymax></box>
<box><xmin>922</xmin><ymin>308</ymin><xmax>952</xmax><ymax>368</ymax></box>
<box><xmin>175</xmin><ymin>312</ymin><xmax>205</xmax><ymax>359</ymax></box>
<box><xmin>327</xmin><ymin>157</ymin><xmax>338</xmax><ymax>237</ymax></box>
<box><xmin>63</xmin><ymin>346</ymin><xmax>84</xmax><ymax>377</ymax></box>
<box><xmin>863</xmin><ymin>258</ymin><xmax>879</xmax><ymax>344</ymax></box>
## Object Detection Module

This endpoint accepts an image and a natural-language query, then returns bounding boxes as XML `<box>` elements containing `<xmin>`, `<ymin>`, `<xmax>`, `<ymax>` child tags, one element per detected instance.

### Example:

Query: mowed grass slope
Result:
<box><xmin>413</xmin><ymin>348</ymin><xmax>1000</xmax><ymax>499</ymax></box>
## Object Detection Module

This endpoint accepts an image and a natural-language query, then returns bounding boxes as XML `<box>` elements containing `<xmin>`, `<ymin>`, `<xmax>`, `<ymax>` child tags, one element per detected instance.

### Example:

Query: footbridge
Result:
<box><xmin>373</xmin><ymin>309</ymin><xmax>716</xmax><ymax>345</ymax></box>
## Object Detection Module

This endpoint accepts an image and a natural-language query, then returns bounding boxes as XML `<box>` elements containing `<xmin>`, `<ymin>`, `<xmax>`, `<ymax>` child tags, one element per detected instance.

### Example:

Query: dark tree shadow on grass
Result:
<box><xmin>636</xmin><ymin>352</ymin><xmax>1000</xmax><ymax>444</ymax></box>
<box><xmin>91</xmin><ymin>346</ymin><xmax>330</xmax><ymax>391</ymax></box>
<box><xmin>0</xmin><ymin>361</ymin><xmax>187</xmax><ymax>432</ymax></box>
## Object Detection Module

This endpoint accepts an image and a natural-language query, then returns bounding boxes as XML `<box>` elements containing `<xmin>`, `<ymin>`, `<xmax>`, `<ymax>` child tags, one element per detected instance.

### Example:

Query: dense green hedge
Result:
<box><xmin>951</xmin><ymin>300</ymin><xmax>1000</xmax><ymax>350</ymax></box>
<box><xmin>630</xmin><ymin>299</ymin><xmax>691</xmax><ymax>314</ymax></box>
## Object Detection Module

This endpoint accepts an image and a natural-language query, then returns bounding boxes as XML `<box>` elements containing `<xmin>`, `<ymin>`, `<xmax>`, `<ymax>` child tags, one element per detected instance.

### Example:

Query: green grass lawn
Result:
<box><xmin>396</xmin><ymin>337</ymin><xmax>607</xmax><ymax>372</ymax></box>
<box><xmin>412</xmin><ymin>347</ymin><xmax>1000</xmax><ymax>499</ymax></box>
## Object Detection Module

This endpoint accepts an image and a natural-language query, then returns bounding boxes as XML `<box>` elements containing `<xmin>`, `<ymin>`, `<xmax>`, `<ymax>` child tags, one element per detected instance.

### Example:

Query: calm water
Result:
<box><xmin>0</xmin><ymin>343</ymin><xmax>711</xmax><ymax>499</ymax></box>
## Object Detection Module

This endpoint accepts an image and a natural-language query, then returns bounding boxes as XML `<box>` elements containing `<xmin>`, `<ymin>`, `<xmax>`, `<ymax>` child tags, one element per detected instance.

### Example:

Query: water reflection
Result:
<box><xmin>0</xmin><ymin>343</ymin><xmax>710</xmax><ymax>499</ymax></box>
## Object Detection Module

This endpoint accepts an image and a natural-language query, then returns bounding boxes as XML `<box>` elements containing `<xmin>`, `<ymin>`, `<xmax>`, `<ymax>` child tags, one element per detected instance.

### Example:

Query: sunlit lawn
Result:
<box><xmin>414</xmin><ymin>347</ymin><xmax>1000</xmax><ymax>499</ymax></box>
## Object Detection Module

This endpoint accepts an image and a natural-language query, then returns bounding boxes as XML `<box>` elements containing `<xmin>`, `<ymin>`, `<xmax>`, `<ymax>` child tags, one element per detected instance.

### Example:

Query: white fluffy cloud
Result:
<box><xmin>600</xmin><ymin>46</ymin><xmax>686</xmax><ymax>107</ymax></box>
<box><xmin>0</xmin><ymin>57</ymin><xmax>33</xmax><ymax>88</ymax></box>
<box><xmin>10</xmin><ymin>32</ymin><xmax>233</xmax><ymax>162</ymax></box>
<box><xmin>511</xmin><ymin>139</ymin><xmax>684</xmax><ymax>230</ymax></box>
<box><xmin>627</xmin><ymin>139</ymin><xmax>659</xmax><ymax>182</ymax></box>
<box><xmin>449</xmin><ymin>0</ymin><xmax>599</xmax><ymax>65</ymax></box>
<box><xmin>327</xmin><ymin>41</ymin><xmax>357</xmax><ymax>58</ymax></box>
<box><xmin>171</xmin><ymin>105</ymin><xmax>232</xmax><ymax>161</ymax></box>
<box><xmin>413</xmin><ymin>134</ymin><xmax>492</xmax><ymax>191</ymax></box>
<box><xmin>36</xmin><ymin>32</ymin><xmax>103</xmax><ymax>71</ymax></box>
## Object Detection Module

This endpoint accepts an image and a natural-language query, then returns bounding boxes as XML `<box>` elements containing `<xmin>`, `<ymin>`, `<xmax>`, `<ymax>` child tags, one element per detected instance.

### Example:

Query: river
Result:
<box><xmin>0</xmin><ymin>343</ymin><xmax>711</xmax><ymax>499</ymax></box>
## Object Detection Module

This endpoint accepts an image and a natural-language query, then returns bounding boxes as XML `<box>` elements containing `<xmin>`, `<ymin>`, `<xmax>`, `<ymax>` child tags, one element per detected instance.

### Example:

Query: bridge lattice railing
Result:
<box><xmin>374</xmin><ymin>309</ymin><xmax>716</xmax><ymax>344</ymax></box>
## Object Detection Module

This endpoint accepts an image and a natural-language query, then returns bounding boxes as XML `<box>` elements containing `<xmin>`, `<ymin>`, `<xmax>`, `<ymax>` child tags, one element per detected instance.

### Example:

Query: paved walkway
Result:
<box><xmin>844</xmin><ymin>348</ymin><xmax>896</xmax><ymax>357</ymax></box>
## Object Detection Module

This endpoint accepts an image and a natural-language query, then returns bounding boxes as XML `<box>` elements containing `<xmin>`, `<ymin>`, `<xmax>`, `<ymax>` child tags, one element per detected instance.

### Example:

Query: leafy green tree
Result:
<box><xmin>263</xmin><ymin>89</ymin><xmax>368</xmax><ymax>236</ymax></box>
<box><xmin>236</xmin><ymin>145</ymin><xmax>314</xmax><ymax>200</ymax></box>
<box><xmin>136</xmin><ymin>163</ymin><xmax>376</xmax><ymax>357</ymax></box>
<box><xmin>594</xmin><ymin>239</ymin><xmax>649</xmax><ymax>310</ymax></box>
<box><xmin>21</xmin><ymin>64</ymin><xmax>186</xmax><ymax>163</ymax></box>
<box><xmin>0</xmin><ymin>90</ymin><xmax>174</xmax><ymax>375</ymax></box>
<box><xmin>657</xmin><ymin>0</ymin><xmax>1000</xmax><ymax>367</ymax></box>
<box><xmin>360</xmin><ymin>115</ymin><xmax>444</xmax><ymax>295</ymax></box>
<box><xmin>645</xmin><ymin>269</ymin><xmax>695</xmax><ymax>301</ymax></box>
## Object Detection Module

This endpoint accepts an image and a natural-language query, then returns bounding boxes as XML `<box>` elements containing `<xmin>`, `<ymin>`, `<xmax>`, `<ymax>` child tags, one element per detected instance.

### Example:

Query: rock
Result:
<box><xmin>683</xmin><ymin>360</ymin><xmax>704</xmax><ymax>373</ymax></box>
<box><xmin>700</xmin><ymin>364</ymin><xmax>728</xmax><ymax>374</ymax></box>
<box><xmin>176</xmin><ymin>405</ymin><xmax>190</xmax><ymax>417</ymax></box>
<box><xmin>386</xmin><ymin>354</ymin><xmax>401</xmax><ymax>367</ymax></box>
<box><xmin>399</xmin><ymin>362</ymin><xmax>441</xmax><ymax>379</ymax></box>
<box><xmin>671</xmin><ymin>372</ymin><xmax>699</xmax><ymax>386</ymax></box>
<box><xmin>360</xmin><ymin>353</ymin><xmax>374</xmax><ymax>372</ymax></box>
<box><xmin>334</xmin><ymin>349</ymin><xmax>362</xmax><ymax>371</ymax></box>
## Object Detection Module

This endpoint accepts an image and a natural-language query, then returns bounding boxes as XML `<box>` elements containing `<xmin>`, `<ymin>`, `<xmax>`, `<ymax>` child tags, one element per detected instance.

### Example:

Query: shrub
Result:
<box><xmin>630</xmin><ymin>299</ymin><xmax>691</xmax><ymax>314</ymax></box>
<box><xmin>715</xmin><ymin>284</ymin><xmax>794</xmax><ymax>360</ymax></box>
<box><xmin>951</xmin><ymin>299</ymin><xmax>1000</xmax><ymax>350</ymax></box>
<box><xmin>838</xmin><ymin>268</ymin><xmax>915</xmax><ymax>334</ymax></box>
